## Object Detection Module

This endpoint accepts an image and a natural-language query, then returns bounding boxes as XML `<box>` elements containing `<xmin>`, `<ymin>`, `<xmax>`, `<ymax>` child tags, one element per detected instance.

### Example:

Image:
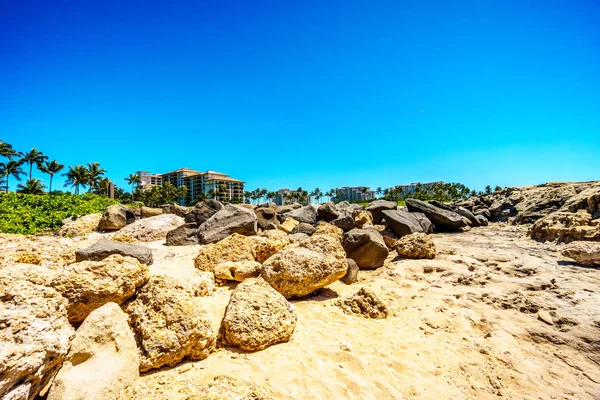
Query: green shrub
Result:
<box><xmin>0</xmin><ymin>192</ymin><xmax>118</xmax><ymax>235</ymax></box>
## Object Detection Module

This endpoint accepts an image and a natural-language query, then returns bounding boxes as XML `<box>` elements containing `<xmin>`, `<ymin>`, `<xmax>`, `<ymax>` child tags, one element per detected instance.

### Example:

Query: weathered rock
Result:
<box><xmin>366</xmin><ymin>200</ymin><xmax>397</xmax><ymax>224</ymax></box>
<box><xmin>561</xmin><ymin>241</ymin><xmax>600</xmax><ymax>266</ymax></box>
<box><xmin>166</xmin><ymin>223</ymin><xmax>198</xmax><ymax>246</ymax></box>
<box><xmin>184</xmin><ymin>200</ymin><xmax>223</xmax><ymax>226</ymax></box>
<box><xmin>259</xmin><ymin>229</ymin><xmax>287</xmax><ymax>239</ymax></box>
<box><xmin>141</xmin><ymin>206</ymin><xmax>163</xmax><ymax>218</ymax></box>
<box><xmin>413</xmin><ymin>212</ymin><xmax>434</xmax><ymax>233</ymax></box>
<box><xmin>194</xmin><ymin>233</ymin><xmax>255</xmax><ymax>273</ymax></box>
<box><xmin>353</xmin><ymin>210</ymin><xmax>373</xmax><ymax>229</ymax></box>
<box><xmin>75</xmin><ymin>239</ymin><xmax>153</xmax><ymax>265</ymax></box>
<box><xmin>335</xmin><ymin>287</ymin><xmax>388</xmax><ymax>319</ymax></box>
<box><xmin>317</xmin><ymin>202</ymin><xmax>339</xmax><ymax>222</ymax></box>
<box><xmin>395</xmin><ymin>232</ymin><xmax>436</xmax><ymax>259</ymax></box>
<box><xmin>276</xmin><ymin>203</ymin><xmax>302</xmax><ymax>217</ymax></box>
<box><xmin>382</xmin><ymin>209</ymin><xmax>426</xmax><ymax>237</ymax></box>
<box><xmin>455</xmin><ymin>206</ymin><xmax>480</xmax><ymax>227</ymax></box>
<box><xmin>474</xmin><ymin>208</ymin><xmax>492</xmax><ymax>219</ymax></box>
<box><xmin>261</xmin><ymin>235</ymin><xmax>347</xmax><ymax>298</ymax></box>
<box><xmin>331</xmin><ymin>215</ymin><xmax>356</xmax><ymax>231</ymax></box>
<box><xmin>162</xmin><ymin>204</ymin><xmax>191</xmax><ymax>218</ymax></box>
<box><xmin>313</xmin><ymin>221</ymin><xmax>343</xmax><ymax>241</ymax></box>
<box><xmin>57</xmin><ymin>213</ymin><xmax>102</xmax><ymax>236</ymax></box>
<box><xmin>214</xmin><ymin>261</ymin><xmax>263</xmax><ymax>282</ymax></box>
<box><xmin>475</xmin><ymin>214</ymin><xmax>489</xmax><ymax>226</ymax></box>
<box><xmin>252</xmin><ymin>236</ymin><xmax>291</xmax><ymax>263</ymax></box>
<box><xmin>405</xmin><ymin>199</ymin><xmax>468</xmax><ymax>230</ymax></box>
<box><xmin>341</xmin><ymin>228</ymin><xmax>389</xmax><ymax>269</ymax></box>
<box><xmin>380</xmin><ymin>230</ymin><xmax>399</xmax><ymax>249</ymax></box>
<box><xmin>98</xmin><ymin>205</ymin><xmax>137</xmax><ymax>231</ymax></box>
<box><xmin>531</xmin><ymin>210</ymin><xmax>600</xmax><ymax>243</ymax></box>
<box><xmin>537</xmin><ymin>310</ymin><xmax>554</xmax><ymax>325</ymax></box>
<box><xmin>125</xmin><ymin>275</ymin><xmax>215</xmax><ymax>372</ymax></box>
<box><xmin>47</xmin><ymin>303</ymin><xmax>139</xmax><ymax>400</ymax></box>
<box><xmin>278</xmin><ymin>217</ymin><xmax>299</xmax><ymax>234</ymax></box>
<box><xmin>221</xmin><ymin>278</ymin><xmax>297</xmax><ymax>351</ymax></box>
<box><xmin>254</xmin><ymin>204</ymin><xmax>280</xmax><ymax>230</ymax></box>
<box><xmin>286</xmin><ymin>205</ymin><xmax>317</xmax><ymax>224</ymax></box>
<box><xmin>340</xmin><ymin>258</ymin><xmax>359</xmax><ymax>285</ymax></box>
<box><xmin>336</xmin><ymin>201</ymin><xmax>364</xmax><ymax>213</ymax></box>
<box><xmin>292</xmin><ymin>222</ymin><xmax>316</xmax><ymax>236</ymax></box>
<box><xmin>116</xmin><ymin>214</ymin><xmax>185</xmax><ymax>242</ymax></box>
<box><xmin>0</xmin><ymin>275</ymin><xmax>74</xmax><ymax>400</ymax></box>
<box><xmin>288</xmin><ymin>232</ymin><xmax>310</xmax><ymax>242</ymax></box>
<box><xmin>197</xmin><ymin>205</ymin><xmax>257</xmax><ymax>244</ymax></box>
<box><xmin>53</xmin><ymin>254</ymin><xmax>150</xmax><ymax>323</ymax></box>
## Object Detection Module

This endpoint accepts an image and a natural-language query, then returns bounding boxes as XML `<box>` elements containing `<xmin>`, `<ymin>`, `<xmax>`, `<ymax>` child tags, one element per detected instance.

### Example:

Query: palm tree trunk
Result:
<box><xmin>29</xmin><ymin>164</ymin><xmax>32</xmax><ymax>180</ymax></box>
<box><xmin>49</xmin><ymin>175</ymin><xmax>53</xmax><ymax>193</ymax></box>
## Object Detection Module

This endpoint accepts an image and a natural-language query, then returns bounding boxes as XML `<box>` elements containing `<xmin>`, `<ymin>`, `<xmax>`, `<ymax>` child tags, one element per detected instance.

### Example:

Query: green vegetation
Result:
<box><xmin>0</xmin><ymin>192</ymin><xmax>118</xmax><ymax>235</ymax></box>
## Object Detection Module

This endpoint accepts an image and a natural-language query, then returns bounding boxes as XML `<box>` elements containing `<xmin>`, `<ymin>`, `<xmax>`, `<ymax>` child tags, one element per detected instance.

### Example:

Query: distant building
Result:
<box><xmin>332</xmin><ymin>186</ymin><xmax>376</xmax><ymax>202</ymax></box>
<box><xmin>274</xmin><ymin>188</ymin><xmax>312</xmax><ymax>206</ymax></box>
<box><xmin>396</xmin><ymin>181</ymin><xmax>443</xmax><ymax>197</ymax></box>
<box><xmin>135</xmin><ymin>168</ymin><xmax>244</xmax><ymax>205</ymax></box>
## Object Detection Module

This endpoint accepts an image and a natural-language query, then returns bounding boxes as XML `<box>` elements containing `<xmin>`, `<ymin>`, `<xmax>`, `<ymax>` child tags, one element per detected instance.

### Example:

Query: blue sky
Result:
<box><xmin>1</xmin><ymin>0</ymin><xmax>599</xmax><ymax>193</ymax></box>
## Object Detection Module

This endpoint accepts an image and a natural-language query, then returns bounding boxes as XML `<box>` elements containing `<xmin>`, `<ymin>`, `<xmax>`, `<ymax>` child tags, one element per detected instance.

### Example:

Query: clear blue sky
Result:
<box><xmin>1</xmin><ymin>0</ymin><xmax>599</xmax><ymax>193</ymax></box>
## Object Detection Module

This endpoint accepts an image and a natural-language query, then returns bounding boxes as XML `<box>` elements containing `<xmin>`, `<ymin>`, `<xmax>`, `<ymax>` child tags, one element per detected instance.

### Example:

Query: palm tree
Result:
<box><xmin>87</xmin><ymin>162</ymin><xmax>107</xmax><ymax>191</ymax></box>
<box><xmin>125</xmin><ymin>173</ymin><xmax>141</xmax><ymax>200</ymax></box>
<box><xmin>63</xmin><ymin>165</ymin><xmax>90</xmax><ymax>194</ymax></box>
<box><xmin>39</xmin><ymin>160</ymin><xmax>64</xmax><ymax>193</ymax></box>
<box><xmin>17</xmin><ymin>178</ymin><xmax>46</xmax><ymax>194</ymax></box>
<box><xmin>0</xmin><ymin>161</ymin><xmax>25</xmax><ymax>192</ymax></box>
<box><xmin>376</xmin><ymin>187</ymin><xmax>383</xmax><ymax>198</ymax></box>
<box><xmin>0</xmin><ymin>139</ymin><xmax>19</xmax><ymax>159</ymax></box>
<box><xmin>21</xmin><ymin>148</ymin><xmax>48</xmax><ymax>179</ymax></box>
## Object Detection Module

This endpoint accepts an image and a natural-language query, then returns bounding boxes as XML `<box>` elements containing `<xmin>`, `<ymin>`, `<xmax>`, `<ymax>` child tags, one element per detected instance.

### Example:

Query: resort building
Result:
<box><xmin>396</xmin><ymin>181</ymin><xmax>443</xmax><ymax>196</ymax></box>
<box><xmin>332</xmin><ymin>186</ymin><xmax>376</xmax><ymax>202</ymax></box>
<box><xmin>135</xmin><ymin>168</ymin><xmax>245</xmax><ymax>205</ymax></box>
<box><xmin>274</xmin><ymin>188</ymin><xmax>312</xmax><ymax>206</ymax></box>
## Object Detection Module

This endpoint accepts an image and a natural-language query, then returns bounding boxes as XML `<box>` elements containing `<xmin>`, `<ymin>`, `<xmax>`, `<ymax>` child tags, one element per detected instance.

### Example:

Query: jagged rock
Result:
<box><xmin>47</xmin><ymin>303</ymin><xmax>139</xmax><ymax>400</ymax></box>
<box><xmin>336</xmin><ymin>201</ymin><xmax>364</xmax><ymax>213</ymax></box>
<box><xmin>75</xmin><ymin>239</ymin><xmax>153</xmax><ymax>265</ymax></box>
<box><xmin>98</xmin><ymin>205</ymin><xmax>137</xmax><ymax>231</ymax></box>
<box><xmin>252</xmin><ymin>237</ymin><xmax>291</xmax><ymax>263</ymax></box>
<box><xmin>560</xmin><ymin>184</ymin><xmax>600</xmax><ymax>214</ymax></box>
<box><xmin>317</xmin><ymin>202</ymin><xmax>339</xmax><ymax>222</ymax></box>
<box><xmin>331</xmin><ymin>215</ymin><xmax>356</xmax><ymax>231</ymax></box>
<box><xmin>53</xmin><ymin>254</ymin><xmax>150</xmax><ymax>323</ymax></box>
<box><xmin>340</xmin><ymin>258</ymin><xmax>359</xmax><ymax>285</ymax></box>
<box><xmin>184</xmin><ymin>200</ymin><xmax>223</xmax><ymax>226</ymax></box>
<box><xmin>530</xmin><ymin>210</ymin><xmax>600</xmax><ymax>243</ymax></box>
<box><xmin>114</xmin><ymin>214</ymin><xmax>184</xmax><ymax>242</ymax></box>
<box><xmin>474</xmin><ymin>208</ymin><xmax>491</xmax><ymax>219</ymax></box>
<box><xmin>166</xmin><ymin>223</ymin><xmax>198</xmax><ymax>246</ymax></box>
<box><xmin>353</xmin><ymin>210</ymin><xmax>373</xmax><ymax>229</ymax></box>
<box><xmin>214</xmin><ymin>260</ymin><xmax>263</xmax><ymax>282</ymax></box>
<box><xmin>0</xmin><ymin>275</ymin><xmax>74</xmax><ymax>400</ymax></box>
<box><xmin>57</xmin><ymin>213</ymin><xmax>102</xmax><ymax>236</ymax></box>
<box><xmin>162</xmin><ymin>204</ymin><xmax>190</xmax><ymax>218</ymax></box>
<box><xmin>261</xmin><ymin>235</ymin><xmax>347</xmax><ymax>298</ymax></box>
<box><xmin>412</xmin><ymin>212</ymin><xmax>434</xmax><ymax>233</ymax></box>
<box><xmin>221</xmin><ymin>278</ymin><xmax>297</xmax><ymax>351</ymax></box>
<box><xmin>194</xmin><ymin>233</ymin><xmax>255</xmax><ymax>273</ymax></box>
<box><xmin>292</xmin><ymin>222</ymin><xmax>316</xmax><ymax>236</ymax></box>
<box><xmin>141</xmin><ymin>206</ymin><xmax>163</xmax><ymax>218</ymax></box>
<box><xmin>254</xmin><ymin>204</ymin><xmax>280</xmax><ymax>230</ymax></box>
<box><xmin>335</xmin><ymin>287</ymin><xmax>388</xmax><ymax>319</ymax></box>
<box><xmin>313</xmin><ymin>221</ymin><xmax>343</xmax><ymax>241</ymax></box>
<box><xmin>380</xmin><ymin>230</ymin><xmax>399</xmax><ymax>249</ymax></box>
<box><xmin>429</xmin><ymin>200</ymin><xmax>455</xmax><ymax>211</ymax></box>
<box><xmin>561</xmin><ymin>241</ymin><xmax>600</xmax><ymax>266</ymax></box>
<box><xmin>341</xmin><ymin>228</ymin><xmax>389</xmax><ymax>269</ymax></box>
<box><xmin>382</xmin><ymin>209</ymin><xmax>427</xmax><ymax>237</ymax></box>
<box><xmin>455</xmin><ymin>206</ymin><xmax>480</xmax><ymax>227</ymax></box>
<box><xmin>366</xmin><ymin>200</ymin><xmax>397</xmax><ymax>224</ymax></box>
<box><xmin>197</xmin><ymin>205</ymin><xmax>257</xmax><ymax>244</ymax></box>
<box><xmin>286</xmin><ymin>205</ymin><xmax>317</xmax><ymax>224</ymax></box>
<box><xmin>475</xmin><ymin>214</ymin><xmax>489</xmax><ymax>226</ymax></box>
<box><xmin>395</xmin><ymin>232</ymin><xmax>436</xmax><ymax>259</ymax></box>
<box><xmin>278</xmin><ymin>217</ymin><xmax>299</xmax><ymax>234</ymax></box>
<box><xmin>125</xmin><ymin>275</ymin><xmax>215</xmax><ymax>372</ymax></box>
<box><xmin>406</xmin><ymin>199</ymin><xmax>468</xmax><ymax>231</ymax></box>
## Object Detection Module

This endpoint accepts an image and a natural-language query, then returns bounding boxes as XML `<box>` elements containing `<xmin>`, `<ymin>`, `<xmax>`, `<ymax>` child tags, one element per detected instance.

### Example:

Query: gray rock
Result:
<box><xmin>412</xmin><ymin>212</ymin><xmax>434</xmax><ymax>233</ymax></box>
<box><xmin>317</xmin><ymin>202</ymin><xmax>339</xmax><ymax>222</ymax></box>
<box><xmin>475</xmin><ymin>214</ymin><xmax>489</xmax><ymax>226</ymax></box>
<box><xmin>288</xmin><ymin>233</ymin><xmax>310</xmax><ymax>242</ymax></box>
<box><xmin>455</xmin><ymin>206</ymin><xmax>480</xmax><ymax>227</ymax></box>
<box><xmin>161</xmin><ymin>204</ymin><xmax>190</xmax><ymax>218</ymax></box>
<box><xmin>342</xmin><ymin>229</ymin><xmax>389</xmax><ymax>269</ymax></box>
<box><xmin>292</xmin><ymin>222</ymin><xmax>316</xmax><ymax>236</ymax></box>
<box><xmin>474</xmin><ymin>208</ymin><xmax>491</xmax><ymax>219</ymax></box>
<box><xmin>197</xmin><ymin>205</ymin><xmax>258</xmax><ymax>244</ymax></box>
<box><xmin>340</xmin><ymin>258</ymin><xmax>359</xmax><ymax>285</ymax></box>
<box><xmin>286</xmin><ymin>205</ymin><xmax>317</xmax><ymax>224</ymax></box>
<box><xmin>405</xmin><ymin>199</ymin><xmax>468</xmax><ymax>231</ymax></box>
<box><xmin>185</xmin><ymin>200</ymin><xmax>223</xmax><ymax>226</ymax></box>
<box><xmin>98</xmin><ymin>205</ymin><xmax>136</xmax><ymax>231</ymax></box>
<box><xmin>75</xmin><ymin>239</ymin><xmax>153</xmax><ymax>265</ymax></box>
<box><xmin>429</xmin><ymin>200</ymin><xmax>455</xmax><ymax>211</ymax></box>
<box><xmin>331</xmin><ymin>215</ymin><xmax>356</xmax><ymax>231</ymax></box>
<box><xmin>381</xmin><ymin>209</ymin><xmax>426</xmax><ymax>237</ymax></box>
<box><xmin>366</xmin><ymin>200</ymin><xmax>397</xmax><ymax>224</ymax></box>
<box><xmin>254</xmin><ymin>204</ymin><xmax>279</xmax><ymax>230</ymax></box>
<box><xmin>166</xmin><ymin>223</ymin><xmax>199</xmax><ymax>246</ymax></box>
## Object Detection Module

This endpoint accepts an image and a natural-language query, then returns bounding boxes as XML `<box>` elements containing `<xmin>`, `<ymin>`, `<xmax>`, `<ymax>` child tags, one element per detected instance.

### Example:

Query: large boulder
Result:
<box><xmin>381</xmin><ymin>209</ymin><xmax>427</xmax><ymax>237</ymax></box>
<box><xmin>454</xmin><ymin>206</ymin><xmax>480</xmax><ymax>227</ymax></box>
<box><xmin>221</xmin><ymin>278</ymin><xmax>297</xmax><ymax>351</ymax></box>
<box><xmin>185</xmin><ymin>199</ymin><xmax>224</xmax><ymax>226</ymax></box>
<box><xmin>331</xmin><ymin>214</ymin><xmax>356</xmax><ymax>231</ymax></box>
<box><xmin>124</xmin><ymin>275</ymin><xmax>215</xmax><ymax>372</ymax></box>
<box><xmin>254</xmin><ymin>204</ymin><xmax>279</xmax><ymax>230</ymax></box>
<box><xmin>341</xmin><ymin>229</ymin><xmax>389</xmax><ymax>269</ymax></box>
<box><xmin>261</xmin><ymin>235</ymin><xmax>347</xmax><ymax>298</ymax></box>
<box><xmin>75</xmin><ymin>239</ymin><xmax>153</xmax><ymax>265</ymax></box>
<box><xmin>561</xmin><ymin>241</ymin><xmax>600</xmax><ymax>266</ymax></box>
<box><xmin>161</xmin><ymin>204</ymin><xmax>190</xmax><ymax>218</ymax></box>
<box><xmin>98</xmin><ymin>205</ymin><xmax>137</xmax><ymax>231</ymax></box>
<box><xmin>52</xmin><ymin>254</ymin><xmax>150</xmax><ymax>323</ymax></box>
<box><xmin>166</xmin><ymin>223</ymin><xmax>198</xmax><ymax>246</ymax></box>
<box><xmin>286</xmin><ymin>205</ymin><xmax>317</xmax><ymax>224</ymax></box>
<box><xmin>413</xmin><ymin>212</ymin><xmax>434</xmax><ymax>233</ymax></box>
<box><xmin>57</xmin><ymin>213</ymin><xmax>102</xmax><ymax>236</ymax></box>
<box><xmin>405</xmin><ymin>199</ymin><xmax>468</xmax><ymax>230</ymax></box>
<box><xmin>0</xmin><ymin>275</ymin><xmax>74</xmax><ymax>400</ymax></box>
<box><xmin>197</xmin><ymin>205</ymin><xmax>257</xmax><ymax>244</ymax></box>
<box><xmin>313</xmin><ymin>221</ymin><xmax>343</xmax><ymax>241</ymax></box>
<box><xmin>291</xmin><ymin>222</ymin><xmax>316</xmax><ymax>236</ymax></box>
<box><xmin>317</xmin><ymin>202</ymin><xmax>339</xmax><ymax>222</ymax></box>
<box><xmin>530</xmin><ymin>210</ymin><xmax>600</xmax><ymax>243</ymax></box>
<box><xmin>395</xmin><ymin>232</ymin><xmax>436</xmax><ymax>259</ymax></box>
<box><xmin>47</xmin><ymin>303</ymin><xmax>139</xmax><ymax>400</ymax></box>
<box><xmin>366</xmin><ymin>200</ymin><xmax>397</xmax><ymax>224</ymax></box>
<box><xmin>116</xmin><ymin>214</ymin><xmax>185</xmax><ymax>242</ymax></box>
<box><xmin>194</xmin><ymin>233</ymin><xmax>255</xmax><ymax>273</ymax></box>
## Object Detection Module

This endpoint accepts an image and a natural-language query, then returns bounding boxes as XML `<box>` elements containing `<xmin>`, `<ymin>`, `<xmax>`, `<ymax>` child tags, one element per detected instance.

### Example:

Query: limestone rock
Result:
<box><xmin>221</xmin><ymin>278</ymin><xmax>297</xmax><ymax>351</ymax></box>
<box><xmin>291</xmin><ymin>222</ymin><xmax>316</xmax><ymax>236</ymax></box>
<box><xmin>98</xmin><ymin>205</ymin><xmax>137</xmax><ymax>231</ymax></box>
<box><xmin>395</xmin><ymin>232</ymin><xmax>436</xmax><ymax>259</ymax></box>
<box><xmin>286</xmin><ymin>205</ymin><xmax>317</xmax><ymax>224</ymax></box>
<box><xmin>47</xmin><ymin>303</ymin><xmax>139</xmax><ymax>400</ymax></box>
<box><xmin>365</xmin><ymin>200</ymin><xmax>397</xmax><ymax>224</ymax></box>
<box><xmin>353</xmin><ymin>210</ymin><xmax>373</xmax><ymax>229</ymax></box>
<box><xmin>254</xmin><ymin>204</ymin><xmax>280</xmax><ymax>230</ymax></box>
<box><xmin>278</xmin><ymin>217</ymin><xmax>299</xmax><ymax>234</ymax></box>
<box><xmin>288</xmin><ymin>232</ymin><xmax>310</xmax><ymax>242</ymax></box>
<box><xmin>561</xmin><ymin>241</ymin><xmax>600</xmax><ymax>266</ymax></box>
<box><xmin>336</xmin><ymin>287</ymin><xmax>388</xmax><ymax>319</ymax></box>
<box><xmin>340</xmin><ymin>258</ymin><xmax>359</xmax><ymax>285</ymax></box>
<box><xmin>125</xmin><ymin>275</ymin><xmax>215</xmax><ymax>372</ymax></box>
<box><xmin>537</xmin><ymin>310</ymin><xmax>554</xmax><ymax>325</ymax></box>
<box><xmin>313</xmin><ymin>221</ymin><xmax>343</xmax><ymax>241</ymax></box>
<box><xmin>252</xmin><ymin>236</ymin><xmax>291</xmax><ymax>263</ymax></box>
<box><xmin>259</xmin><ymin>229</ymin><xmax>287</xmax><ymax>239</ymax></box>
<box><xmin>214</xmin><ymin>260</ymin><xmax>263</xmax><ymax>282</ymax></box>
<box><xmin>166</xmin><ymin>223</ymin><xmax>198</xmax><ymax>246</ymax></box>
<box><xmin>57</xmin><ymin>213</ymin><xmax>102</xmax><ymax>236</ymax></box>
<box><xmin>197</xmin><ymin>205</ymin><xmax>257</xmax><ymax>244</ymax></box>
<box><xmin>317</xmin><ymin>202</ymin><xmax>339</xmax><ymax>222</ymax></box>
<box><xmin>530</xmin><ymin>210</ymin><xmax>600</xmax><ymax>243</ymax></box>
<box><xmin>194</xmin><ymin>233</ymin><xmax>255</xmax><ymax>273</ymax></box>
<box><xmin>406</xmin><ymin>199</ymin><xmax>468</xmax><ymax>230</ymax></box>
<box><xmin>52</xmin><ymin>254</ymin><xmax>150</xmax><ymax>323</ymax></box>
<box><xmin>341</xmin><ymin>228</ymin><xmax>389</xmax><ymax>269</ymax></box>
<box><xmin>261</xmin><ymin>235</ymin><xmax>347</xmax><ymax>298</ymax></box>
<box><xmin>75</xmin><ymin>239</ymin><xmax>153</xmax><ymax>265</ymax></box>
<box><xmin>117</xmin><ymin>214</ymin><xmax>185</xmax><ymax>242</ymax></box>
<box><xmin>0</xmin><ymin>275</ymin><xmax>74</xmax><ymax>400</ymax></box>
